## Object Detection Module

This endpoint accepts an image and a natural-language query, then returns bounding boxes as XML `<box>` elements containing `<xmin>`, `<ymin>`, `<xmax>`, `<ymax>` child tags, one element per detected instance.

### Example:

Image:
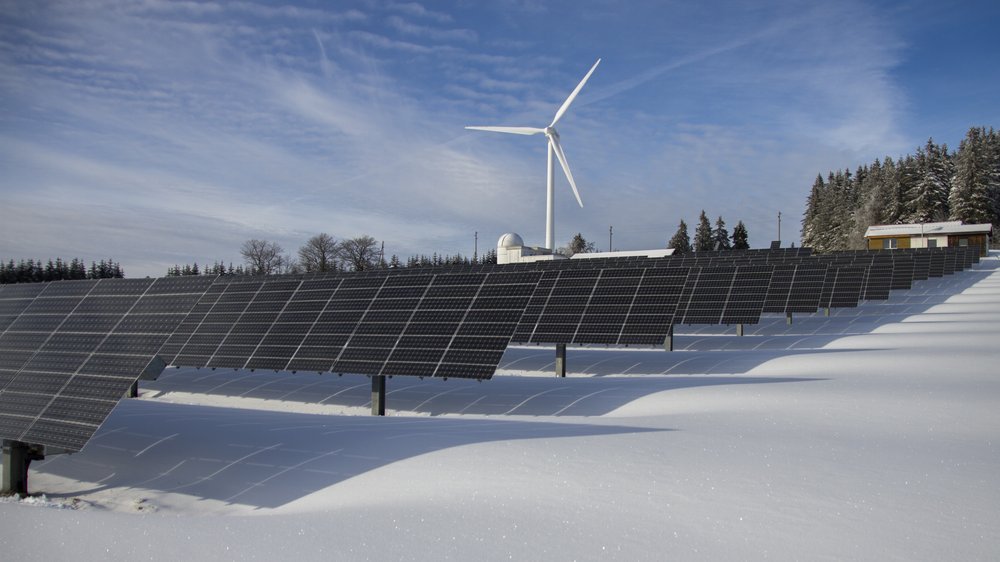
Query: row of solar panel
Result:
<box><xmin>0</xmin><ymin>245</ymin><xmax>978</xmax><ymax>452</ymax></box>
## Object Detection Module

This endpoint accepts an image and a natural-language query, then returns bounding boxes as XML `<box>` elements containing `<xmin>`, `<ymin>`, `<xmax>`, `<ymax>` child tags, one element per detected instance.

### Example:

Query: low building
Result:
<box><xmin>496</xmin><ymin>233</ymin><xmax>567</xmax><ymax>264</ymax></box>
<box><xmin>864</xmin><ymin>221</ymin><xmax>992</xmax><ymax>256</ymax></box>
<box><xmin>496</xmin><ymin>232</ymin><xmax>674</xmax><ymax>264</ymax></box>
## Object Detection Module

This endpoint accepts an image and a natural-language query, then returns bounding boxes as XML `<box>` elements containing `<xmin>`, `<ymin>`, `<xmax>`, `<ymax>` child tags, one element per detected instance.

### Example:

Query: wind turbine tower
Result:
<box><xmin>466</xmin><ymin>59</ymin><xmax>601</xmax><ymax>251</ymax></box>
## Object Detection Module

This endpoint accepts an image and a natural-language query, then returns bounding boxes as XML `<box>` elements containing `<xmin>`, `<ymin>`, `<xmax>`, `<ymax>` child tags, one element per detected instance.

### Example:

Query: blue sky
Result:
<box><xmin>1</xmin><ymin>0</ymin><xmax>997</xmax><ymax>277</ymax></box>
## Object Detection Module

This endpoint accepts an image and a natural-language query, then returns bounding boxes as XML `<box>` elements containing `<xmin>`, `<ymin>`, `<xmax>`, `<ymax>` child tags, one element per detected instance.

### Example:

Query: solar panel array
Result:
<box><xmin>0</xmin><ymin>276</ymin><xmax>215</xmax><ymax>451</ymax></box>
<box><xmin>0</xmin><ymin>245</ymin><xmax>982</xmax><ymax>454</ymax></box>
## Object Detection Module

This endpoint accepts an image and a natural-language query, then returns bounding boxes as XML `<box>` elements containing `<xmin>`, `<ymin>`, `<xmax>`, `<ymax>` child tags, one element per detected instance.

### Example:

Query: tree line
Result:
<box><xmin>667</xmin><ymin>211</ymin><xmax>749</xmax><ymax>255</ymax></box>
<box><xmin>801</xmin><ymin>126</ymin><xmax>999</xmax><ymax>253</ymax></box>
<box><xmin>167</xmin><ymin>233</ymin><xmax>500</xmax><ymax>277</ymax></box>
<box><xmin>0</xmin><ymin>258</ymin><xmax>124</xmax><ymax>284</ymax></box>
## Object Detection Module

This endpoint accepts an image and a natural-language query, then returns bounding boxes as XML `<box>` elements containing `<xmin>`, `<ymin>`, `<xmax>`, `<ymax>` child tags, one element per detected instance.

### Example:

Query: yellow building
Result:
<box><xmin>864</xmin><ymin>221</ymin><xmax>992</xmax><ymax>256</ymax></box>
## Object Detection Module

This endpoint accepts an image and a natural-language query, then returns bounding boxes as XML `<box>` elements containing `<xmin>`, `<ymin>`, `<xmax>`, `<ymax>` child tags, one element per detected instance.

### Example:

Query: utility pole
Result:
<box><xmin>474</xmin><ymin>231</ymin><xmax>478</xmax><ymax>263</ymax></box>
<box><xmin>777</xmin><ymin>211</ymin><xmax>782</xmax><ymax>245</ymax></box>
<box><xmin>609</xmin><ymin>225</ymin><xmax>613</xmax><ymax>253</ymax></box>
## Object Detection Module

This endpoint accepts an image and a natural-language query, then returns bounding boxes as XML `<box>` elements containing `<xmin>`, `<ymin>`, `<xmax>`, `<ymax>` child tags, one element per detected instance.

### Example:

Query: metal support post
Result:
<box><xmin>736</xmin><ymin>323</ymin><xmax>745</xmax><ymax>337</ymax></box>
<box><xmin>371</xmin><ymin>375</ymin><xmax>386</xmax><ymax>416</ymax></box>
<box><xmin>127</xmin><ymin>380</ymin><xmax>138</xmax><ymax>398</ymax></box>
<box><xmin>824</xmin><ymin>308</ymin><xmax>831</xmax><ymax>317</ymax></box>
<box><xmin>786</xmin><ymin>312</ymin><xmax>793</xmax><ymax>325</ymax></box>
<box><xmin>663</xmin><ymin>324</ymin><xmax>674</xmax><ymax>352</ymax></box>
<box><xmin>555</xmin><ymin>343</ymin><xmax>567</xmax><ymax>378</ymax></box>
<box><xmin>2</xmin><ymin>440</ymin><xmax>44</xmax><ymax>497</ymax></box>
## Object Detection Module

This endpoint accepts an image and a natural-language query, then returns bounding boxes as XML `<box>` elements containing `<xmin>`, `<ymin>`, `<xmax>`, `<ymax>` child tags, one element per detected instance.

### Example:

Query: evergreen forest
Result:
<box><xmin>801</xmin><ymin>126</ymin><xmax>999</xmax><ymax>252</ymax></box>
<box><xmin>0</xmin><ymin>258</ymin><xmax>124</xmax><ymax>284</ymax></box>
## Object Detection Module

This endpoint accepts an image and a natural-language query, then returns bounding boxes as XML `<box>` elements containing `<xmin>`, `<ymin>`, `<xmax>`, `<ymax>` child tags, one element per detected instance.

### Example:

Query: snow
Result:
<box><xmin>3</xmin><ymin>255</ymin><xmax>1000</xmax><ymax>560</ymax></box>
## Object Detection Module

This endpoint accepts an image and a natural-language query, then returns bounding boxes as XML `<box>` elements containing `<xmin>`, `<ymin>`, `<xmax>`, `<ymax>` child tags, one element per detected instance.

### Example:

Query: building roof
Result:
<box><xmin>864</xmin><ymin>221</ymin><xmax>993</xmax><ymax>238</ymax></box>
<box><xmin>570</xmin><ymin>249</ymin><xmax>675</xmax><ymax>259</ymax></box>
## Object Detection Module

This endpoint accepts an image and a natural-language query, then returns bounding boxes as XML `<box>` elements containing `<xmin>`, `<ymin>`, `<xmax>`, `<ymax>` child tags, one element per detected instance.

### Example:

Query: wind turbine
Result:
<box><xmin>466</xmin><ymin>59</ymin><xmax>601</xmax><ymax>251</ymax></box>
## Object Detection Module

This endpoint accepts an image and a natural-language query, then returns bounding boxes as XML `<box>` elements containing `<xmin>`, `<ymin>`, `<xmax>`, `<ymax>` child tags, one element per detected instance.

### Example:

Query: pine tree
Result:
<box><xmin>667</xmin><ymin>220</ymin><xmax>691</xmax><ymax>255</ymax></box>
<box><xmin>989</xmin><ymin>128</ymin><xmax>1000</xmax><ymax>224</ymax></box>
<box><xmin>950</xmin><ymin>127</ymin><xmax>996</xmax><ymax>224</ymax></box>
<box><xmin>732</xmin><ymin>221</ymin><xmax>749</xmax><ymax>250</ymax></box>
<box><xmin>562</xmin><ymin>233</ymin><xmax>595</xmax><ymax>256</ymax></box>
<box><xmin>801</xmin><ymin>174</ymin><xmax>824</xmax><ymax>249</ymax></box>
<box><xmin>693</xmin><ymin>210</ymin><xmax>713</xmax><ymax>252</ymax></box>
<box><xmin>712</xmin><ymin>216</ymin><xmax>731</xmax><ymax>250</ymax></box>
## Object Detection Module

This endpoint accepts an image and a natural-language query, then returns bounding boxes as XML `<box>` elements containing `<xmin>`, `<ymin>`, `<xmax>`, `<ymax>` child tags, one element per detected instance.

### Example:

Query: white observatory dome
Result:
<box><xmin>497</xmin><ymin>233</ymin><xmax>524</xmax><ymax>249</ymax></box>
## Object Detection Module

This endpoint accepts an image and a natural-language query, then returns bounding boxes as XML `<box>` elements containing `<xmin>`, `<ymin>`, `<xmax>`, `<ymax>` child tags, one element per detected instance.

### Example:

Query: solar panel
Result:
<box><xmin>819</xmin><ymin>265</ymin><xmax>865</xmax><ymax>309</ymax></box>
<box><xmin>676</xmin><ymin>265</ymin><xmax>773</xmax><ymax>325</ymax></box>
<box><xmin>889</xmin><ymin>253</ymin><xmax>914</xmax><ymax>290</ymax></box>
<box><xmin>911</xmin><ymin>251</ymin><xmax>931</xmax><ymax>281</ymax></box>
<box><xmin>618</xmin><ymin>267</ymin><xmax>688</xmax><ymax>345</ymax></box>
<box><xmin>927</xmin><ymin>250</ymin><xmax>946</xmax><ymax>277</ymax></box>
<box><xmin>942</xmin><ymin>249</ymin><xmax>958</xmax><ymax>275</ymax></box>
<box><xmin>514</xmin><ymin>267</ymin><xmax>688</xmax><ymax>346</ymax></box>
<box><xmin>967</xmin><ymin>245</ymin><xmax>981</xmax><ymax>265</ymax></box>
<box><xmin>163</xmin><ymin>271</ymin><xmax>541</xmax><ymax>380</ymax></box>
<box><xmin>762</xmin><ymin>263</ymin><xmax>827</xmax><ymax>314</ymax></box>
<box><xmin>677</xmin><ymin>267</ymin><xmax>734</xmax><ymax>324</ymax></box>
<box><xmin>0</xmin><ymin>276</ymin><xmax>216</xmax><ymax>452</ymax></box>
<box><xmin>861</xmin><ymin>261</ymin><xmax>893</xmax><ymax>301</ymax></box>
<box><xmin>721</xmin><ymin>265</ymin><xmax>773</xmax><ymax>324</ymax></box>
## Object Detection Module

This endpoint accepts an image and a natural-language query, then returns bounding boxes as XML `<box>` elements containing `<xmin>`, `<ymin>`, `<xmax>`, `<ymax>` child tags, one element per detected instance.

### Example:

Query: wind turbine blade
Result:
<box><xmin>550</xmin><ymin>58</ymin><xmax>601</xmax><ymax>127</ymax></box>
<box><xmin>465</xmin><ymin>126</ymin><xmax>545</xmax><ymax>135</ymax></box>
<box><xmin>549</xmin><ymin>135</ymin><xmax>583</xmax><ymax>207</ymax></box>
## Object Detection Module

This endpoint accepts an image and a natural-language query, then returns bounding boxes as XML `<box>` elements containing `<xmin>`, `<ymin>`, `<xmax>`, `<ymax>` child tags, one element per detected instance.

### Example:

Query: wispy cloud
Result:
<box><xmin>385</xmin><ymin>15</ymin><xmax>477</xmax><ymax>43</ymax></box>
<box><xmin>387</xmin><ymin>2</ymin><xmax>454</xmax><ymax>23</ymax></box>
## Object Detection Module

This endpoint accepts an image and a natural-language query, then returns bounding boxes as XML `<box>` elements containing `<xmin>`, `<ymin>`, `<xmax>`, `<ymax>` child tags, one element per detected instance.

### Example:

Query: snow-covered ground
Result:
<box><xmin>3</xmin><ymin>255</ymin><xmax>999</xmax><ymax>560</ymax></box>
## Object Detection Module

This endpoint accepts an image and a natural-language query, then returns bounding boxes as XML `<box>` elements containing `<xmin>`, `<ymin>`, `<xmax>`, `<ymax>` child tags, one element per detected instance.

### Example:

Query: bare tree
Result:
<box><xmin>298</xmin><ymin>233</ymin><xmax>339</xmax><ymax>273</ymax></box>
<box><xmin>338</xmin><ymin>235</ymin><xmax>380</xmax><ymax>271</ymax></box>
<box><xmin>277</xmin><ymin>253</ymin><xmax>301</xmax><ymax>275</ymax></box>
<box><xmin>240</xmin><ymin>239</ymin><xmax>284</xmax><ymax>275</ymax></box>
